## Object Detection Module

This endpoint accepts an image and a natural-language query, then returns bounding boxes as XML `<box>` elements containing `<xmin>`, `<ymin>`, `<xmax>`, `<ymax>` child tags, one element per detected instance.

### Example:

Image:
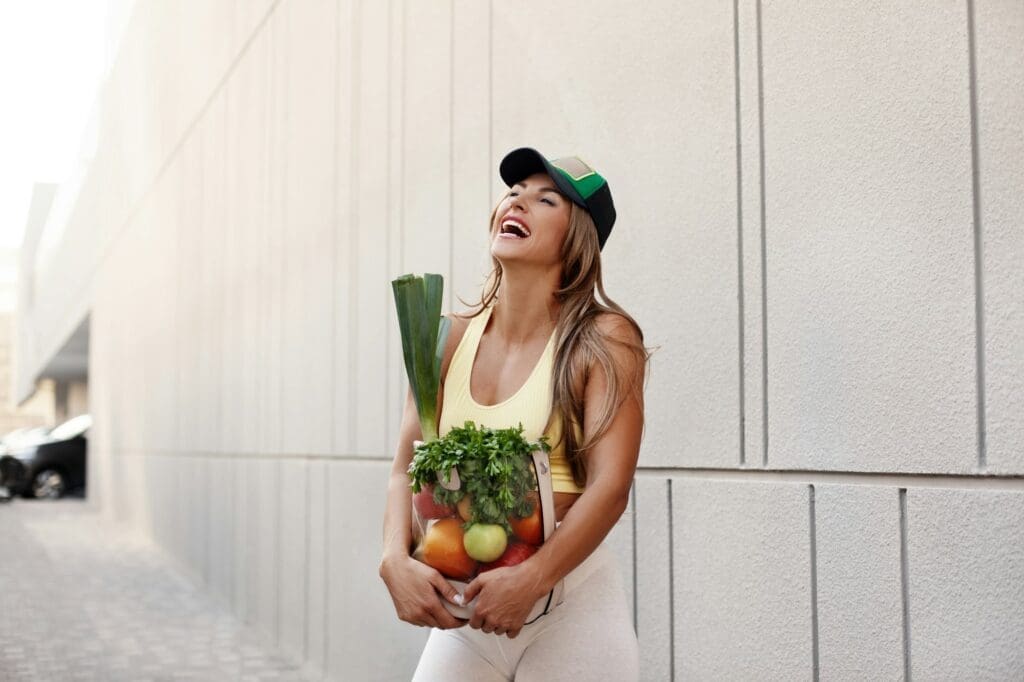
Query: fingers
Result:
<box><xmin>402</xmin><ymin>607</ymin><xmax>441</xmax><ymax>630</ymax></box>
<box><xmin>468</xmin><ymin>607</ymin><xmax>505</xmax><ymax>635</ymax></box>
<box><xmin>468</xmin><ymin>609</ymin><xmax>485</xmax><ymax>630</ymax></box>
<box><xmin>472</xmin><ymin>618</ymin><xmax>516</xmax><ymax>638</ymax></box>
<box><xmin>428</xmin><ymin>601</ymin><xmax>467</xmax><ymax>630</ymax></box>
<box><xmin>402</xmin><ymin>602</ymin><xmax>465</xmax><ymax>630</ymax></box>
<box><xmin>462</xmin><ymin>575</ymin><xmax>484</xmax><ymax>604</ymax></box>
<box><xmin>426</xmin><ymin>575</ymin><xmax>467</xmax><ymax>629</ymax></box>
<box><xmin>385</xmin><ymin>557</ymin><xmax>471</xmax><ymax>630</ymax></box>
<box><xmin>428</xmin><ymin>573</ymin><xmax>464</xmax><ymax>607</ymax></box>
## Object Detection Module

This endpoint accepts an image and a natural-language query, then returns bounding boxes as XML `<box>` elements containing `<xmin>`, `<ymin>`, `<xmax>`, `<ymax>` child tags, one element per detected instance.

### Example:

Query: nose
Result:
<box><xmin>509</xmin><ymin>191</ymin><xmax>526</xmax><ymax>212</ymax></box>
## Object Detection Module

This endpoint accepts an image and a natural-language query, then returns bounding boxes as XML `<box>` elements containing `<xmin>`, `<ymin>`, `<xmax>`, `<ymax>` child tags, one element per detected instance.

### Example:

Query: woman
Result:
<box><xmin>380</xmin><ymin>147</ymin><xmax>649</xmax><ymax>680</ymax></box>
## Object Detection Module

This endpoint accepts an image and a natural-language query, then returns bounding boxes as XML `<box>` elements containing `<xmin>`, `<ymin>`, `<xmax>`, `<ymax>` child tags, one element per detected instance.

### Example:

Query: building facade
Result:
<box><xmin>18</xmin><ymin>1</ymin><xmax>1024</xmax><ymax>679</ymax></box>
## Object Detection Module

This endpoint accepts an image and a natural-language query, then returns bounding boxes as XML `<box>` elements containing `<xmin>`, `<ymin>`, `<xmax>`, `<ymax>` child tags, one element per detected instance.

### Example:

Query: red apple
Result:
<box><xmin>412</xmin><ymin>484</ymin><xmax>456</xmax><ymax>520</ymax></box>
<box><xmin>479</xmin><ymin>541</ymin><xmax>538</xmax><ymax>572</ymax></box>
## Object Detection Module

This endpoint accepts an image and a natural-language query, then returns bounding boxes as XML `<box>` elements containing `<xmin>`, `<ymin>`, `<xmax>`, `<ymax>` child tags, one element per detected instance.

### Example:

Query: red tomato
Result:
<box><xmin>509</xmin><ymin>502</ymin><xmax>543</xmax><ymax>545</ymax></box>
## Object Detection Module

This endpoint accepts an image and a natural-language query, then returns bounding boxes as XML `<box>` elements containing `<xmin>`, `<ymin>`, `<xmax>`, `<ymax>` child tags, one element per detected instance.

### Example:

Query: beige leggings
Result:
<box><xmin>412</xmin><ymin>541</ymin><xmax>639</xmax><ymax>681</ymax></box>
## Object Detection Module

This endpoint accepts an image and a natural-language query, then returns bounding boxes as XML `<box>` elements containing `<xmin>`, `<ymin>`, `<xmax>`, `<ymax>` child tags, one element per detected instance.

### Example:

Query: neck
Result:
<box><xmin>490</xmin><ymin>267</ymin><xmax>561</xmax><ymax>345</ymax></box>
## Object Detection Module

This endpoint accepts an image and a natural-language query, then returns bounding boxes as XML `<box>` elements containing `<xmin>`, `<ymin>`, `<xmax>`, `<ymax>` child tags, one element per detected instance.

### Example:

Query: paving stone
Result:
<box><xmin>0</xmin><ymin>499</ymin><xmax>317</xmax><ymax>681</ymax></box>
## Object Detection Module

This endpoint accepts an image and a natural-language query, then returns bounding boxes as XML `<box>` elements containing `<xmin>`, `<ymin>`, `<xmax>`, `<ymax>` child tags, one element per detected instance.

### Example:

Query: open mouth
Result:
<box><xmin>499</xmin><ymin>217</ymin><xmax>531</xmax><ymax>239</ymax></box>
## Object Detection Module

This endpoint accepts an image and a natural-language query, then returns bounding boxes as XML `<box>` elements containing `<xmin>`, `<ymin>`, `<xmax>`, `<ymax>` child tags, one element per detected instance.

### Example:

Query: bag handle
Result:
<box><xmin>530</xmin><ymin>449</ymin><xmax>557</xmax><ymax>541</ymax></box>
<box><xmin>526</xmin><ymin>448</ymin><xmax>564</xmax><ymax>621</ymax></box>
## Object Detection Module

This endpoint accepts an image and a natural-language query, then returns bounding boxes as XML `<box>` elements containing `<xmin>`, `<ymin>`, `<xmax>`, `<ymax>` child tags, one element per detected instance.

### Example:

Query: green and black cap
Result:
<box><xmin>499</xmin><ymin>147</ymin><xmax>616</xmax><ymax>250</ymax></box>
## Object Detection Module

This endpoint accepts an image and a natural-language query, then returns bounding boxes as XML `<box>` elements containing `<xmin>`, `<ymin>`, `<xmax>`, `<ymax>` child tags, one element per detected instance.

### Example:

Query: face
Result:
<box><xmin>490</xmin><ymin>171</ymin><xmax>572</xmax><ymax>268</ymax></box>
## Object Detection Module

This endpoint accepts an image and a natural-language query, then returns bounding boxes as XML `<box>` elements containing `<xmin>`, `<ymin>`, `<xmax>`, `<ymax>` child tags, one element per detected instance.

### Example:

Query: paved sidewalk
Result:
<box><xmin>0</xmin><ymin>499</ymin><xmax>314</xmax><ymax>682</ymax></box>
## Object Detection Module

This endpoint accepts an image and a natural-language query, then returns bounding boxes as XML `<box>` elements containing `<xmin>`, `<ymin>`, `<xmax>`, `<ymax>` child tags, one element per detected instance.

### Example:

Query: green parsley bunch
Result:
<box><xmin>408</xmin><ymin>421</ymin><xmax>549</xmax><ymax>532</ymax></box>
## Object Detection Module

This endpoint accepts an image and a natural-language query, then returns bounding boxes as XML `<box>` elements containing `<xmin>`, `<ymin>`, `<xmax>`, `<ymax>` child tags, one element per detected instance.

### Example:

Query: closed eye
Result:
<box><xmin>508</xmin><ymin>190</ymin><xmax>558</xmax><ymax>206</ymax></box>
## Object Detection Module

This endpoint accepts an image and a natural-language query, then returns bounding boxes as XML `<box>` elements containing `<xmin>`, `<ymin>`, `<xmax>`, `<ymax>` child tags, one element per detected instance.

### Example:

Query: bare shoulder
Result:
<box><xmin>439</xmin><ymin>308</ymin><xmax>477</xmax><ymax>385</ymax></box>
<box><xmin>594</xmin><ymin>311</ymin><xmax>643</xmax><ymax>347</ymax></box>
<box><xmin>443</xmin><ymin>308</ymin><xmax>476</xmax><ymax>341</ymax></box>
<box><xmin>590</xmin><ymin>312</ymin><xmax>646</xmax><ymax>385</ymax></box>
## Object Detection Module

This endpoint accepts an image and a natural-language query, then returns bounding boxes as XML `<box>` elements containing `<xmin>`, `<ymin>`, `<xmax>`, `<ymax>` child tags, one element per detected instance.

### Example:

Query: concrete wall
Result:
<box><xmin>0</xmin><ymin>311</ymin><xmax>55</xmax><ymax>431</ymax></box>
<box><xmin>25</xmin><ymin>1</ymin><xmax>1024</xmax><ymax>679</ymax></box>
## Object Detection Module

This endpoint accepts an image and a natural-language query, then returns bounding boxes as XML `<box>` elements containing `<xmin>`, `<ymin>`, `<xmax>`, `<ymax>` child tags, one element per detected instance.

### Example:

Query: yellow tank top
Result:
<box><xmin>438</xmin><ymin>303</ymin><xmax>585</xmax><ymax>494</ymax></box>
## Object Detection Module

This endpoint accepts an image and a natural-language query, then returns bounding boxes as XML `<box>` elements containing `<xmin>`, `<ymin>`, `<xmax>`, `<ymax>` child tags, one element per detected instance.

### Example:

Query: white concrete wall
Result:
<box><xmin>23</xmin><ymin>1</ymin><xmax>1024</xmax><ymax>679</ymax></box>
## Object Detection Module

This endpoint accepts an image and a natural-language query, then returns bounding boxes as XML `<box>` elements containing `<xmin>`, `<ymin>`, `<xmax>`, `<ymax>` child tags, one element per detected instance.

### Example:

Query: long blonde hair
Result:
<box><xmin>461</xmin><ymin>196</ymin><xmax>652</xmax><ymax>486</ymax></box>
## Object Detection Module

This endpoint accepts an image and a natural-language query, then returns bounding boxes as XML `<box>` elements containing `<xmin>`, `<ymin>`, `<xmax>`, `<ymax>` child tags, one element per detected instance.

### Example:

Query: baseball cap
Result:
<box><xmin>499</xmin><ymin>147</ymin><xmax>616</xmax><ymax>250</ymax></box>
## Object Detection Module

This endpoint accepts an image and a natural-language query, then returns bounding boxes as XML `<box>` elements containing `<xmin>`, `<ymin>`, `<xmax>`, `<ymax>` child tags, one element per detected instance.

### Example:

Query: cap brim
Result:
<box><xmin>499</xmin><ymin>147</ymin><xmax>586</xmax><ymax>207</ymax></box>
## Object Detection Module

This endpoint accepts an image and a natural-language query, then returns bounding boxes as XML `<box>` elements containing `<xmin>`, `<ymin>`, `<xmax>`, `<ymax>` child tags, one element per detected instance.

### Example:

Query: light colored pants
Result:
<box><xmin>412</xmin><ymin>541</ymin><xmax>639</xmax><ymax>681</ymax></box>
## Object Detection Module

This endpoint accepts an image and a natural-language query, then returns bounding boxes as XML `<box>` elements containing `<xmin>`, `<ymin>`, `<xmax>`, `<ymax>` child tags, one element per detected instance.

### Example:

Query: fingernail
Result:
<box><xmin>452</xmin><ymin>593</ymin><xmax>464</xmax><ymax>605</ymax></box>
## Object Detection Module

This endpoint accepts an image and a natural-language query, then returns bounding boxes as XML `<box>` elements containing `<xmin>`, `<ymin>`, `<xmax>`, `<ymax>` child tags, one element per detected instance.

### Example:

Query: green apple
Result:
<box><xmin>462</xmin><ymin>523</ymin><xmax>508</xmax><ymax>562</ymax></box>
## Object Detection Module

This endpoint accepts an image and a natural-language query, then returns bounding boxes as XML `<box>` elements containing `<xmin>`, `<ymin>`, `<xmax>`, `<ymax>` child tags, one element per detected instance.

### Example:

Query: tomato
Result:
<box><xmin>509</xmin><ymin>498</ymin><xmax>543</xmax><ymax>545</ymax></box>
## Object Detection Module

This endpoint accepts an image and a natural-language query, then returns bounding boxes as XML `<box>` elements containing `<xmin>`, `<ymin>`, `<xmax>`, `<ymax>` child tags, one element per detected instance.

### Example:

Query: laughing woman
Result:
<box><xmin>380</xmin><ymin>147</ymin><xmax>650</xmax><ymax>681</ymax></box>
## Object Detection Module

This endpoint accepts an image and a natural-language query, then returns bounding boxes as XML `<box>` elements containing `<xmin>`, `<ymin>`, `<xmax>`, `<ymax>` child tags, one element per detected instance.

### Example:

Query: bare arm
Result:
<box><xmin>378</xmin><ymin>313</ymin><xmax>469</xmax><ymax>629</ymax></box>
<box><xmin>525</xmin><ymin>318</ymin><xmax>644</xmax><ymax>589</ymax></box>
<box><xmin>380</xmin><ymin>386</ymin><xmax>422</xmax><ymax>561</ymax></box>
<box><xmin>463</xmin><ymin>314</ymin><xmax>645</xmax><ymax>637</ymax></box>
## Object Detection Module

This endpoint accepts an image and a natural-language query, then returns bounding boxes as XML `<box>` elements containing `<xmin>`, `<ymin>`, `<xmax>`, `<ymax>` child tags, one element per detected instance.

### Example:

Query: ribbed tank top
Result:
<box><xmin>438</xmin><ymin>303</ymin><xmax>585</xmax><ymax>494</ymax></box>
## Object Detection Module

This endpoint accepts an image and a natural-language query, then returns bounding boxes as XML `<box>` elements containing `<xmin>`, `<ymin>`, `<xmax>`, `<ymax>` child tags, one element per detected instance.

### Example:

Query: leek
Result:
<box><xmin>391</xmin><ymin>273</ymin><xmax>451</xmax><ymax>442</ymax></box>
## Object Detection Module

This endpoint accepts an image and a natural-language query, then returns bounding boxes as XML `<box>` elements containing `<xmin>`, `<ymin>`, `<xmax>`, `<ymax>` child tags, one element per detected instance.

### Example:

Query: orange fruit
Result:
<box><xmin>421</xmin><ymin>518</ymin><xmax>477</xmax><ymax>580</ymax></box>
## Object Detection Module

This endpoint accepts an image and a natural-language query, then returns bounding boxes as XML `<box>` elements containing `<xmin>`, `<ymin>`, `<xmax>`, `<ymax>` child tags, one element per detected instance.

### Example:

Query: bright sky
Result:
<box><xmin>0</xmin><ymin>1</ymin><xmax>113</xmax><ymax>250</ymax></box>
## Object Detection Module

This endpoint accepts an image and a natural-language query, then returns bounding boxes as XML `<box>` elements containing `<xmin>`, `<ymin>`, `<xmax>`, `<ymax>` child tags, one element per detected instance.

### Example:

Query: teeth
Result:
<box><xmin>500</xmin><ymin>219</ymin><xmax>529</xmax><ymax>237</ymax></box>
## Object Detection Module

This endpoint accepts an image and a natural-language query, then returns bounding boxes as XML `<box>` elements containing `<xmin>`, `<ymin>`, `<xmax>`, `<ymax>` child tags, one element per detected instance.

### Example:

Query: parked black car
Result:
<box><xmin>0</xmin><ymin>426</ymin><xmax>51</xmax><ymax>454</ymax></box>
<box><xmin>0</xmin><ymin>414</ymin><xmax>91</xmax><ymax>499</ymax></box>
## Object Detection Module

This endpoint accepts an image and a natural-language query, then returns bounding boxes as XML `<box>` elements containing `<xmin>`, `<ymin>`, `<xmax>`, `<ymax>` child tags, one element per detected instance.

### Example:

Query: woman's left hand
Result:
<box><xmin>461</xmin><ymin>563</ymin><xmax>546</xmax><ymax>639</ymax></box>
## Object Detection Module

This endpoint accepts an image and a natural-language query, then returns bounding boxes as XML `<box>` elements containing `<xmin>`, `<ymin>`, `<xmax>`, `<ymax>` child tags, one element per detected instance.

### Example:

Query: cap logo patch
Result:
<box><xmin>550</xmin><ymin>156</ymin><xmax>596</xmax><ymax>182</ymax></box>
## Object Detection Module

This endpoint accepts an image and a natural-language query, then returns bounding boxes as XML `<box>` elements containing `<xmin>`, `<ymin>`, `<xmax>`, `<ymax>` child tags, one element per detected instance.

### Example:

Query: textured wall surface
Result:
<box><xmin>19</xmin><ymin>0</ymin><xmax>1024</xmax><ymax>680</ymax></box>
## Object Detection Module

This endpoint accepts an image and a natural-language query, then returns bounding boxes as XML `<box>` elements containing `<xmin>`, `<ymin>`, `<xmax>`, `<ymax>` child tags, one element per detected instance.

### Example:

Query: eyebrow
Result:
<box><xmin>512</xmin><ymin>183</ymin><xmax>563</xmax><ymax>195</ymax></box>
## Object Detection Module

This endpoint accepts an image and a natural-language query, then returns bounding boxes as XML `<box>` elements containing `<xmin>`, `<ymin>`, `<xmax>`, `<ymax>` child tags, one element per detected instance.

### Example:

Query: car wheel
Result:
<box><xmin>32</xmin><ymin>469</ymin><xmax>66</xmax><ymax>499</ymax></box>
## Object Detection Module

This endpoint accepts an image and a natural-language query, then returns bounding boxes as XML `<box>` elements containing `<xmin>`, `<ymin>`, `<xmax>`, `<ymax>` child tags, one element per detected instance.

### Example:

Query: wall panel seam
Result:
<box><xmin>756</xmin><ymin>0</ymin><xmax>769</xmax><ymax>468</ymax></box>
<box><xmin>634</xmin><ymin>466</ymin><xmax>1024</xmax><ymax>489</ymax></box>
<box><xmin>303</xmin><ymin>459</ymin><xmax>311</xmax><ymax>659</ymax></box>
<box><xmin>809</xmin><ymin>484</ymin><xmax>820</xmax><ymax>681</ymax></box>
<box><xmin>321</xmin><ymin>462</ymin><xmax>330</xmax><ymax>672</ymax></box>
<box><xmin>401</xmin><ymin>0</ymin><xmax>408</xmax><ymax>272</ymax></box>
<box><xmin>385</xmin><ymin>0</ymin><xmax>394</xmax><ymax>441</ymax></box>
<box><xmin>488</xmin><ymin>0</ymin><xmax>493</xmax><ymax>192</ymax></box>
<box><xmin>330</xmin><ymin>0</ymin><xmax>340</xmax><ymax>461</ymax></box>
<box><xmin>630</xmin><ymin>480</ymin><xmax>638</xmax><ymax>635</ymax></box>
<box><xmin>667</xmin><ymin>478</ymin><xmax>675</xmax><ymax>682</ymax></box>
<box><xmin>124</xmin><ymin>451</ymin><xmax>1024</xmax><ymax>487</ymax></box>
<box><xmin>899</xmin><ymin>488</ymin><xmax>912</xmax><ymax>680</ymax></box>
<box><xmin>965</xmin><ymin>0</ymin><xmax>987</xmax><ymax>471</ymax></box>
<box><xmin>733</xmin><ymin>0</ymin><xmax>747</xmax><ymax>468</ymax></box>
<box><xmin>347</xmin><ymin>0</ymin><xmax>360</xmax><ymax>455</ymax></box>
<box><xmin>276</xmin><ymin>2</ymin><xmax>290</xmax><ymax>643</ymax></box>
<box><xmin>448</xmin><ymin>0</ymin><xmax>455</xmax><ymax>313</ymax></box>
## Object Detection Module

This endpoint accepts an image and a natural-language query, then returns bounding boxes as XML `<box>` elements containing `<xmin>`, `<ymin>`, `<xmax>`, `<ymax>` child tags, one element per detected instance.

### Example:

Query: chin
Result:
<box><xmin>492</xmin><ymin>246</ymin><xmax>559</xmax><ymax>275</ymax></box>
<box><xmin>490</xmin><ymin>237</ymin><xmax>527</xmax><ymax>262</ymax></box>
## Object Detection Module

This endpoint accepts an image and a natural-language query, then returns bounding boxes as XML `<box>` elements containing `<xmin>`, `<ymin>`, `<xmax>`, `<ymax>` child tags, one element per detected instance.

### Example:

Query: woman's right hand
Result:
<box><xmin>379</xmin><ymin>552</ymin><xmax>467</xmax><ymax>630</ymax></box>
